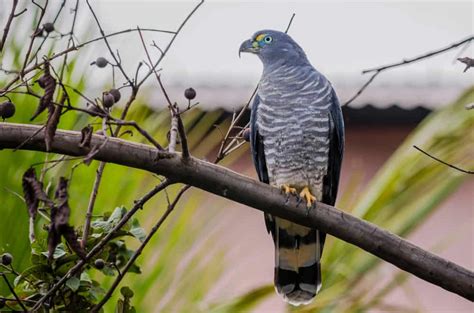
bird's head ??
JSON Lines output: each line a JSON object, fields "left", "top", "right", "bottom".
{"left": 239, "top": 29, "right": 308, "bottom": 66}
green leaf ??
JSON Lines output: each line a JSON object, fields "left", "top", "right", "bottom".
{"left": 41, "top": 242, "right": 66, "bottom": 259}
{"left": 66, "top": 276, "right": 80, "bottom": 292}
{"left": 14, "top": 264, "right": 52, "bottom": 286}
{"left": 80, "top": 272, "right": 92, "bottom": 284}
{"left": 129, "top": 218, "right": 146, "bottom": 242}
{"left": 92, "top": 206, "right": 127, "bottom": 233}
{"left": 120, "top": 286, "right": 134, "bottom": 299}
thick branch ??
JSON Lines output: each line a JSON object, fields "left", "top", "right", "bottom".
{"left": 0, "top": 123, "right": 472, "bottom": 301}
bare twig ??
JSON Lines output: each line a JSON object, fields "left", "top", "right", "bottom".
{"left": 457, "top": 57, "right": 474, "bottom": 72}
{"left": 81, "top": 162, "right": 106, "bottom": 248}
{"left": 343, "top": 71, "right": 380, "bottom": 107}
{"left": 343, "top": 35, "right": 474, "bottom": 106}
{"left": 1, "top": 273, "right": 27, "bottom": 312}
{"left": 284, "top": 13, "right": 296, "bottom": 34}
{"left": 91, "top": 185, "right": 190, "bottom": 312}
{"left": 362, "top": 36, "right": 474, "bottom": 74}
{"left": 413, "top": 145, "right": 473, "bottom": 174}
{"left": 136, "top": 0, "right": 204, "bottom": 88}
{"left": 0, "top": 0, "right": 22, "bottom": 52}
{"left": 176, "top": 112, "right": 189, "bottom": 158}
{"left": 58, "top": 0, "right": 80, "bottom": 82}
{"left": 168, "top": 114, "right": 178, "bottom": 153}
{"left": 216, "top": 88, "right": 257, "bottom": 162}
{"left": 85, "top": 0, "right": 133, "bottom": 86}
{"left": 20, "top": 0, "right": 48, "bottom": 76}
{"left": 106, "top": 120, "right": 163, "bottom": 150}
{"left": 81, "top": 117, "right": 109, "bottom": 248}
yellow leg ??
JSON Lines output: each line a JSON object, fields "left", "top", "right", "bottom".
{"left": 281, "top": 184, "right": 297, "bottom": 195}
{"left": 299, "top": 186, "right": 316, "bottom": 208}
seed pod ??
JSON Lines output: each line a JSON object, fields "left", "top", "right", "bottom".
{"left": 242, "top": 128, "right": 251, "bottom": 142}
{"left": 0, "top": 101, "right": 15, "bottom": 119}
{"left": 184, "top": 87, "right": 196, "bottom": 100}
{"left": 1, "top": 253, "right": 13, "bottom": 265}
{"left": 102, "top": 92, "right": 115, "bottom": 108}
{"left": 93, "top": 57, "right": 108, "bottom": 68}
{"left": 109, "top": 88, "right": 121, "bottom": 102}
{"left": 94, "top": 259, "right": 105, "bottom": 269}
{"left": 43, "top": 22, "right": 55, "bottom": 33}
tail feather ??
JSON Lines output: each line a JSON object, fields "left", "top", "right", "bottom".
{"left": 274, "top": 218, "right": 323, "bottom": 306}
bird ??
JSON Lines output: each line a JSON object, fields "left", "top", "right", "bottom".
{"left": 239, "top": 29, "right": 344, "bottom": 306}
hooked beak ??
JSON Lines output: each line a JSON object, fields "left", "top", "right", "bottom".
{"left": 239, "top": 39, "right": 258, "bottom": 58}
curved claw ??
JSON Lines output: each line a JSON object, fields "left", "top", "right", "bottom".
{"left": 299, "top": 186, "right": 316, "bottom": 208}
{"left": 305, "top": 201, "right": 317, "bottom": 216}
{"left": 281, "top": 184, "right": 297, "bottom": 195}
{"left": 281, "top": 184, "right": 297, "bottom": 204}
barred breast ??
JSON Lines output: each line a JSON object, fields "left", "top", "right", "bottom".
{"left": 256, "top": 64, "right": 332, "bottom": 199}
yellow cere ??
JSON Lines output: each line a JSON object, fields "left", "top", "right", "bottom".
{"left": 255, "top": 34, "right": 266, "bottom": 42}
{"left": 252, "top": 41, "right": 259, "bottom": 48}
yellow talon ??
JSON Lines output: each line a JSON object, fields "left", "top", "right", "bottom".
{"left": 281, "top": 184, "right": 297, "bottom": 195}
{"left": 300, "top": 187, "right": 316, "bottom": 207}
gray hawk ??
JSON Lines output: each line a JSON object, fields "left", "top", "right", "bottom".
{"left": 239, "top": 30, "right": 345, "bottom": 306}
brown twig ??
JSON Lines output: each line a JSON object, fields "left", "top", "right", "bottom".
{"left": 1, "top": 273, "right": 27, "bottom": 312}
{"left": 413, "top": 145, "right": 473, "bottom": 174}
{"left": 343, "top": 35, "right": 474, "bottom": 106}
{"left": 137, "top": 27, "right": 190, "bottom": 157}
{"left": 457, "top": 57, "right": 474, "bottom": 72}
{"left": 85, "top": 0, "right": 133, "bottom": 87}
{"left": 106, "top": 120, "right": 164, "bottom": 150}
{"left": 58, "top": 0, "right": 80, "bottom": 82}
{"left": 343, "top": 71, "right": 380, "bottom": 107}
{"left": 81, "top": 162, "right": 106, "bottom": 249}
{"left": 284, "top": 13, "right": 296, "bottom": 34}
{"left": 362, "top": 36, "right": 474, "bottom": 74}
{"left": 20, "top": 0, "right": 48, "bottom": 76}
{"left": 136, "top": 0, "right": 205, "bottom": 88}
{"left": 27, "top": 0, "right": 67, "bottom": 67}
{"left": 216, "top": 88, "right": 257, "bottom": 162}
{"left": 81, "top": 114, "right": 109, "bottom": 248}
{"left": 176, "top": 112, "right": 189, "bottom": 158}
{"left": 91, "top": 185, "right": 190, "bottom": 312}
{"left": 0, "top": 0, "right": 23, "bottom": 52}
{"left": 168, "top": 114, "right": 179, "bottom": 153}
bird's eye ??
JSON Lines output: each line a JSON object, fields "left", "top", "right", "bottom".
{"left": 264, "top": 36, "right": 273, "bottom": 43}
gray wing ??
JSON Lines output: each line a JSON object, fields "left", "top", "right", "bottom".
{"left": 322, "top": 87, "right": 345, "bottom": 206}
{"left": 249, "top": 94, "right": 274, "bottom": 235}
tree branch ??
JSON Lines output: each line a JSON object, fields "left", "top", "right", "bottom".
{"left": 0, "top": 123, "right": 472, "bottom": 301}
{"left": 343, "top": 35, "right": 474, "bottom": 106}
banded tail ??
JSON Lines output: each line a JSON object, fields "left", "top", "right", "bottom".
{"left": 273, "top": 217, "right": 324, "bottom": 306}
